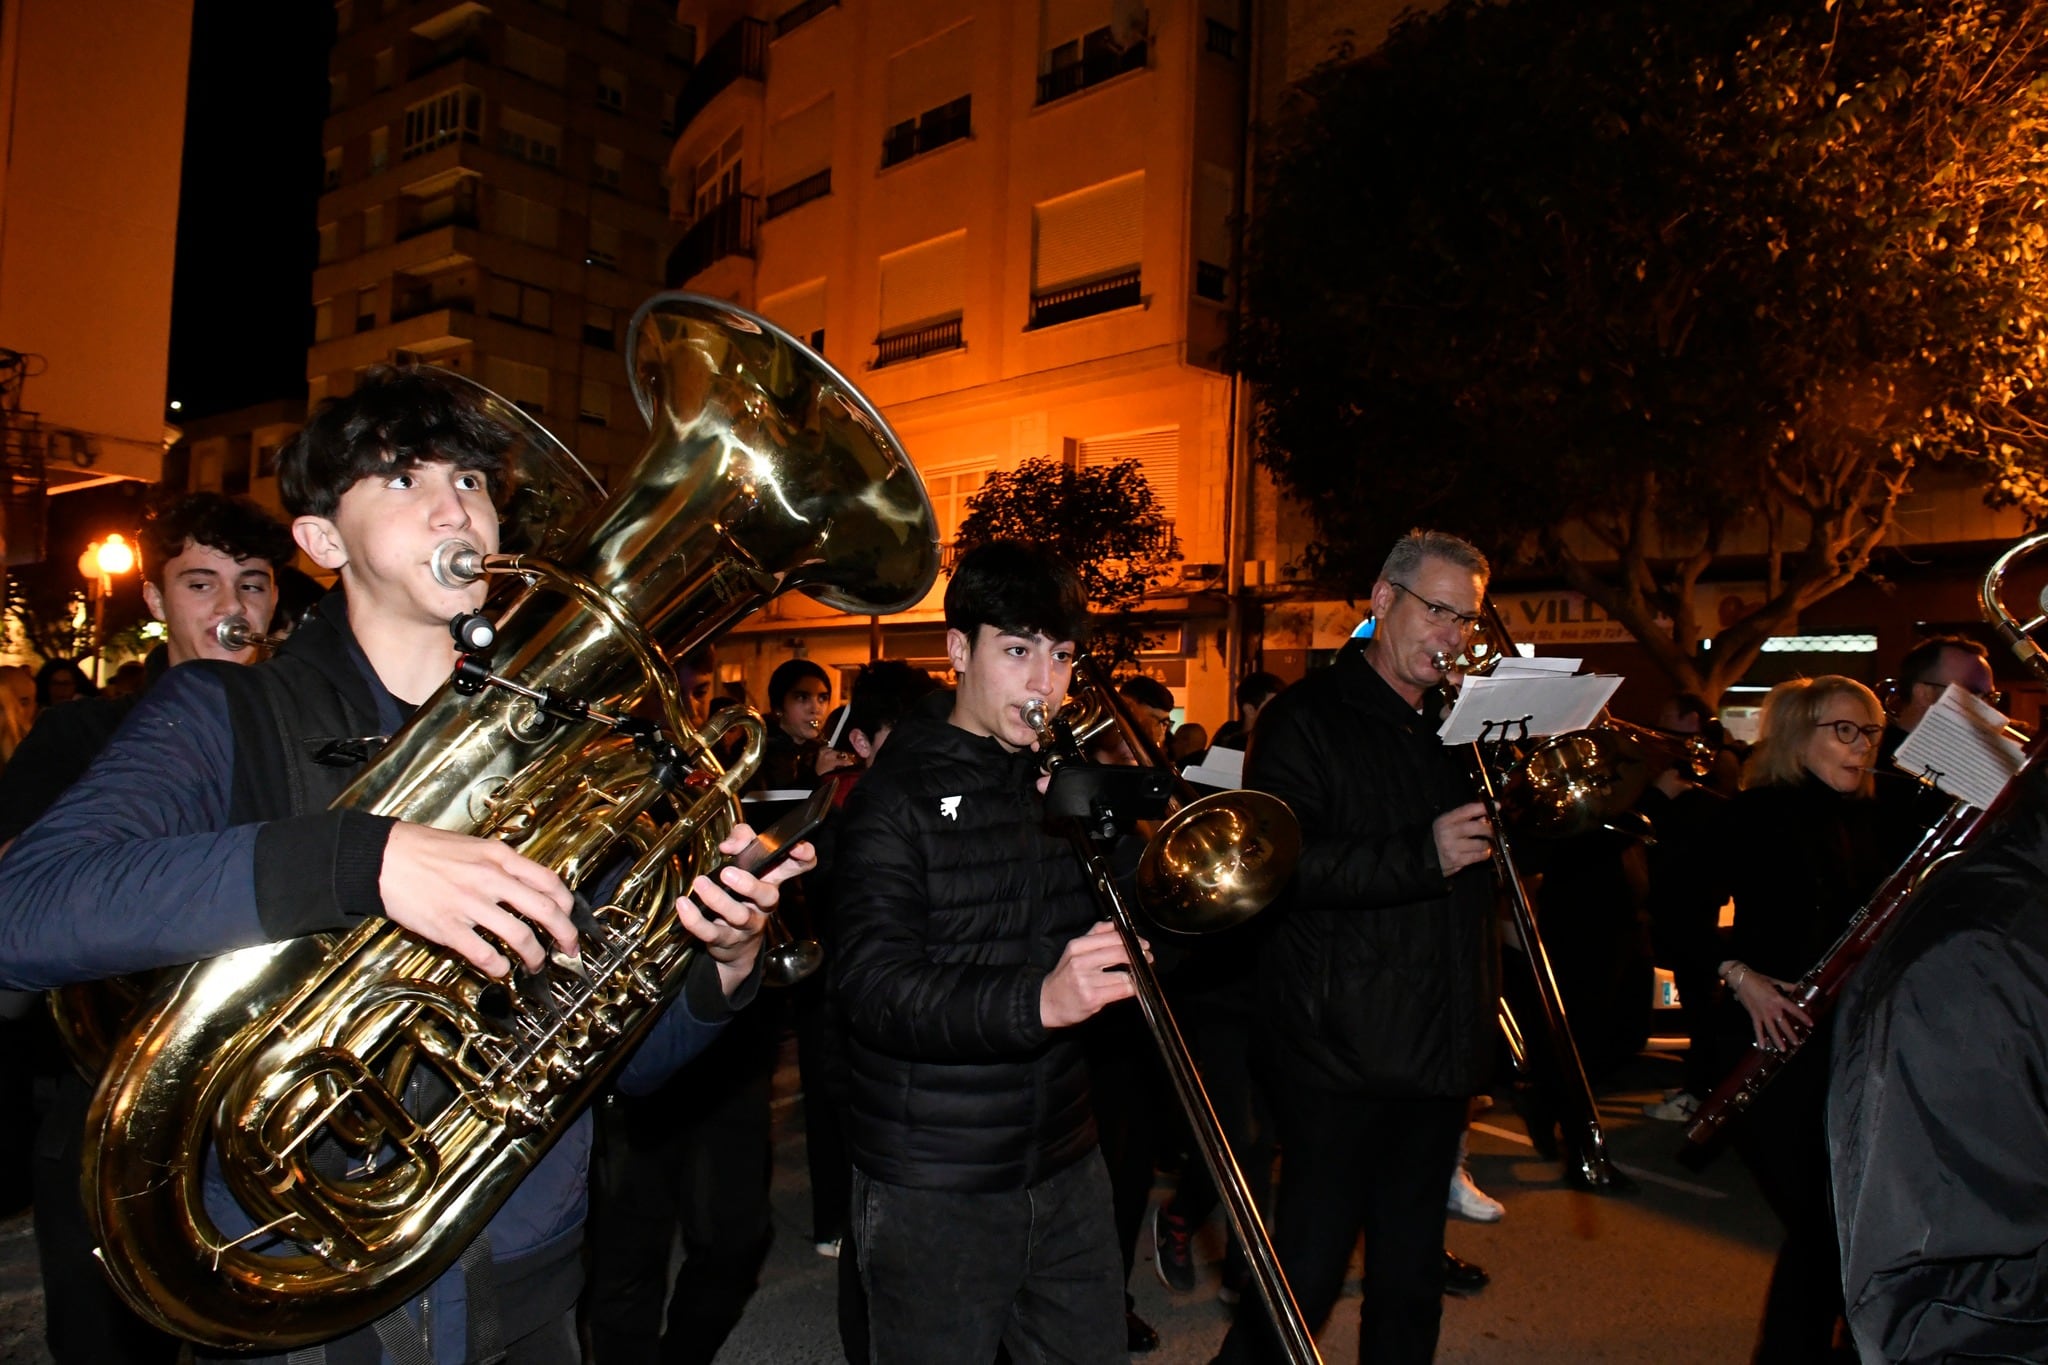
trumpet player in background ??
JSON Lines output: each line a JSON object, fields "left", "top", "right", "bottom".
{"left": 0, "top": 367, "right": 811, "bottom": 1365}
{"left": 0, "top": 490, "right": 293, "bottom": 1365}
{"left": 829, "top": 539, "right": 1142, "bottom": 1364}
{"left": 1212, "top": 528, "right": 1499, "bottom": 1365}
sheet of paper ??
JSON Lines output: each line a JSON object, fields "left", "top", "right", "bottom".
{"left": 1182, "top": 745, "right": 1246, "bottom": 791}
{"left": 1491, "top": 656, "right": 1582, "bottom": 677}
{"left": 1892, "top": 684, "right": 2025, "bottom": 810}
{"left": 1437, "top": 673, "right": 1622, "bottom": 745}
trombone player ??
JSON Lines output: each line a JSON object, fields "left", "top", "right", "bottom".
{"left": 1212, "top": 529, "right": 1498, "bottom": 1365}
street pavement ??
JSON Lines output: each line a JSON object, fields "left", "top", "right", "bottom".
{"left": 0, "top": 1044, "right": 1781, "bottom": 1364}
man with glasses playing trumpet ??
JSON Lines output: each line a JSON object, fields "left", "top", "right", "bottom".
{"left": 1212, "top": 529, "right": 1498, "bottom": 1365}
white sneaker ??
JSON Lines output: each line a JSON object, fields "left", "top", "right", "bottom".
{"left": 1642, "top": 1091, "right": 1700, "bottom": 1122}
{"left": 815, "top": 1238, "right": 842, "bottom": 1259}
{"left": 1447, "top": 1166, "right": 1505, "bottom": 1223}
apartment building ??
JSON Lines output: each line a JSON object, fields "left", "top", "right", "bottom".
{"left": 310, "top": 0, "right": 692, "bottom": 489}
{"left": 662, "top": 0, "right": 1252, "bottom": 724}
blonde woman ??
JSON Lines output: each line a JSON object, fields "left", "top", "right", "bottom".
{"left": 1715, "top": 676, "right": 1895, "bottom": 1363}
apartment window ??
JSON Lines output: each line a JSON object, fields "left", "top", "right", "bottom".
{"left": 1037, "top": 0, "right": 1148, "bottom": 104}
{"left": 593, "top": 144, "right": 625, "bottom": 192}
{"left": 356, "top": 285, "right": 380, "bottom": 333}
{"left": 369, "top": 127, "right": 390, "bottom": 173}
{"left": 876, "top": 230, "right": 966, "bottom": 365}
{"left": 597, "top": 68, "right": 628, "bottom": 114}
{"left": 314, "top": 298, "right": 337, "bottom": 343}
{"left": 761, "top": 279, "right": 826, "bottom": 355}
{"left": 488, "top": 275, "right": 552, "bottom": 330}
{"left": 1031, "top": 172, "right": 1142, "bottom": 327}
{"left": 401, "top": 174, "right": 479, "bottom": 237}
{"left": 503, "top": 28, "right": 567, "bottom": 87}
{"left": 584, "top": 303, "right": 616, "bottom": 350}
{"left": 580, "top": 379, "right": 612, "bottom": 425}
{"left": 317, "top": 221, "right": 340, "bottom": 264}
{"left": 375, "top": 47, "right": 397, "bottom": 90}
{"left": 1077, "top": 427, "right": 1179, "bottom": 523}
{"left": 882, "top": 22, "right": 973, "bottom": 167}
{"left": 495, "top": 190, "right": 559, "bottom": 248}
{"left": 587, "top": 219, "right": 621, "bottom": 271}
{"left": 1193, "top": 163, "right": 1233, "bottom": 301}
{"left": 403, "top": 87, "right": 483, "bottom": 159}
{"left": 694, "top": 129, "right": 743, "bottom": 218}
{"left": 364, "top": 204, "right": 387, "bottom": 249}
{"left": 323, "top": 147, "right": 344, "bottom": 190}
{"left": 600, "top": 0, "right": 630, "bottom": 36}
{"left": 765, "top": 97, "right": 832, "bottom": 217}
{"left": 923, "top": 463, "right": 990, "bottom": 550}
{"left": 484, "top": 356, "right": 551, "bottom": 415}
{"left": 498, "top": 109, "right": 562, "bottom": 169}
{"left": 330, "top": 72, "right": 349, "bottom": 113}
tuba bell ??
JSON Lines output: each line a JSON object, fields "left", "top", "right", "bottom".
{"left": 81, "top": 294, "right": 939, "bottom": 1349}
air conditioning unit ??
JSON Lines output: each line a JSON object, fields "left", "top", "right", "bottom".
{"left": 1182, "top": 561, "right": 1224, "bottom": 584}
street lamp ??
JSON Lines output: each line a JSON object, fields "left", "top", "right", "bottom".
{"left": 77, "top": 533, "right": 137, "bottom": 684}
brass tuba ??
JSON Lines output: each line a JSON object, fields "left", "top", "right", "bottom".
{"left": 81, "top": 294, "right": 939, "bottom": 1349}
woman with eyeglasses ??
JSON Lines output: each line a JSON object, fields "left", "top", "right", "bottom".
{"left": 1713, "top": 675, "right": 1896, "bottom": 1363}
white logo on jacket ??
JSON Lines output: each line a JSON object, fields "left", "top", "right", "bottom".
{"left": 939, "top": 795, "right": 962, "bottom": 821}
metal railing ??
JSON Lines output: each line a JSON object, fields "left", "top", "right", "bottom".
{"left": 677, "top": 18, "right": 766, "bottom": 130}
{"left": 881, "top": 96, "right": 971, "bottom": 168}
{"left": 764, "top": 168, "right": 831, "bottom": 220}
{"left": 1036, "top": 39, "right": 1147, "bottom": 105}
{"left": 874, "top": 315, "right": 962, "bottom": 366}
{"left": 1029, "top": 268, "right": 1141, "bottom": 328}
{"left": 665, "top": 193, "right": 759, "bottom": 285}
{"left": 1205, "top": 20, "right": 1238, "bottom": 58}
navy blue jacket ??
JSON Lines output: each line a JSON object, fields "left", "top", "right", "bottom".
{"left": 0, "top": 594, "right": 737, "bottom": 1361}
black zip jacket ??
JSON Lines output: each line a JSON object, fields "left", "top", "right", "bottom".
{"left": 830, "top": 706, "right": 1100, "bottom": 1192}
{"left": 1247, "top": 643, "right": 1499, "bottom": 1098}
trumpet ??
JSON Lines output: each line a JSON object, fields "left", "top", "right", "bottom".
{"left": 213, "top": 612, "right": 291, "bottom": 653}
{"left": 1024, "top": 659, "right": 1321, "bottom": 1365}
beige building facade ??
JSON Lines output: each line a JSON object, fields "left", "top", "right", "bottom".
{"left": 666, "top": 0, "right": 1254, "bottom": 726}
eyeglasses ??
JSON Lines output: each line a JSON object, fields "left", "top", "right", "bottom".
{"left": 1389, "top": 581, "right": 1484, "bottom": 634}
{"left": 1911, "top": 678, "right": 2007, "bottom": 710}
{"left": 1818, "top": 720, "right": 1885, "bottom": 746}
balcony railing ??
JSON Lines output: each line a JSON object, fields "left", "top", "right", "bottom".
{"left": 881, "top": 96, "right": 971, "bottom": 169}
{"left": 665, "top": 194, "right": 759, "bottom": 285}
{"left": 874, "top": 315, "right": 962, "bottom": 366}
{"left": 677, "top": 18, "right": 766, "bottom": 130}
{"left": 1029, "top": 268, "right": 1141, "bottom": 328}
{"left": 397, "top": 205, "right": 479, "bottom": 241}
{"left": 764, "top": 168, "right": 831, "bottom": 220}
{"left": 1036, "top": 38, "right": 1147, "bottom": 105}
{"left": 773, "top": 0, "right": 837, "bottom": 39}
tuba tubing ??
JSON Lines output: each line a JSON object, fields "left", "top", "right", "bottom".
{"left": 82, "top": 295, "right": 939, "bottom": 1349}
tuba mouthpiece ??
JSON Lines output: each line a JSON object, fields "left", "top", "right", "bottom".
{"left": 430, "top": 540, "right": 485, "bottom": 589}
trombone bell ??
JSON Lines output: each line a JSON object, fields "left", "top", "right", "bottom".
{"left": 1137, "top": 790, "right": 1302, "bottom": 933}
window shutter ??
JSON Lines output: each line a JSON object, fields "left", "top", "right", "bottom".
{"left": 884, "top": 20, "right": 975, "bottom": 125}
{"left": 1042, "top": 0, "right": 1109, "bottom": 48}
{"left": 761, "top": 279, "right": 826, "bottom": 345}
{"left": 1078, "top": 427, "right": 1178, "bottom": 522}
{"left": 1033, "top": 172, "right": 1143, "bottom": 291}
{"left": 879, "top": 231, "right": 966, "bottom": 333}
{"left": 770, "top": 95, "right": 835, "bottom": 185}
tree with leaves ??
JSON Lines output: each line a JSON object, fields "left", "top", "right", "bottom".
{"left": 1243, "top": 0, "right": 2048, "bottom": 700}
{"left": 953, "top": 456, "right": 1180, "bottom": 672}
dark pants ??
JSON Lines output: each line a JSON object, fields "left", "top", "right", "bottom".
{"left": 585, "top": 1004, "right": 778, "bottom": 1365}
{"left": 1085, "top": 1006, "right": 1164, "bottom": 1302}
{"left": 1162, "top": 997, "right": 1275, "bottom": 1270}
{"left": 1215, "top": 1087, "right": 1468, "bottom": 1365}
{"left": 204, "top": 1310, "right": 580, "bottom": 1365}
{"left": 853, "top": 1151, "right": 1126, "bottom": 1365}
{"left": 1731, "top": 1050, "right": 1847, "bottom": 1363}
{"left": 793, "top": 975, "right": 852, "bottom": 1246}
{"left": 32, "top": 1070, "right": 179, "bottom": 1365}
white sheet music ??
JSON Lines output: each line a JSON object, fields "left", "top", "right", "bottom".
{"left": 1182, "top": 746, "right": 1246, "bottom": 791}
{"left": 1892, "top": 684, "right": 2024, "bottom": 810}
{"left": 1491, "top": 656, "right": 1582, "bottom": 677}
{"left": 1437, "top": 673, "right": 1622, "bottom": 745}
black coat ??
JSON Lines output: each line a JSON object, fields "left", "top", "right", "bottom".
{"left": 1247, "top": 643, "right": 1499, "bottom": 1098}
{"left": 1830, "top": 779, "right": 2048, "bottom": 1363}
{"left": 829, "top": 707, "right": 1100, "bottom": 1193}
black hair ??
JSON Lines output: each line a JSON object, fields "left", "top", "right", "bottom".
{"left": 1898, "top": 633, "right": 1990, "bottom": 688}
{"left": 677, "top": 643, "right": 716, "bottom": 677}
{"left": 34, "top": 658, "right": 96, "bottom": 706}
{"left": 847, "top": 659, "right": 941, "bottom": 741}
{"left": 139, "top": 492, "right": 297, "bottom": 586}
{"left": 944, "top": 541, "right": 1089, "bottom": 648}
{"left": 279, "top": 364, "right": 514, "bottom": 519}
{"left": 768, "top": 658, "right": 829, "bottom": 712}
{"left": 1236, "top": 670, "right": 1286, "bottom": 711}
{"left": 1118, "top": 674, "right": 1175, "bottom": 713}
{"left": 1665, "top": 692, "right": 1713, "bottom": 726}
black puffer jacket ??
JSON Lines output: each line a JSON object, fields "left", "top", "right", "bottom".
{"left": 830, "top": 706, "right": 1099, "bottom": 1193}
{"left": 1249, "top": 643, "right": 1499, "bottom": 1098}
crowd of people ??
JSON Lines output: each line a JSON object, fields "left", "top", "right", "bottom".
{"left": 0, "top": 364, "right": 2037, "bottom": 1365}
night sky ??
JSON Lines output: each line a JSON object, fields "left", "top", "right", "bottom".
{"left": 163, "top": 0, "right": 333, "bottom": 421}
